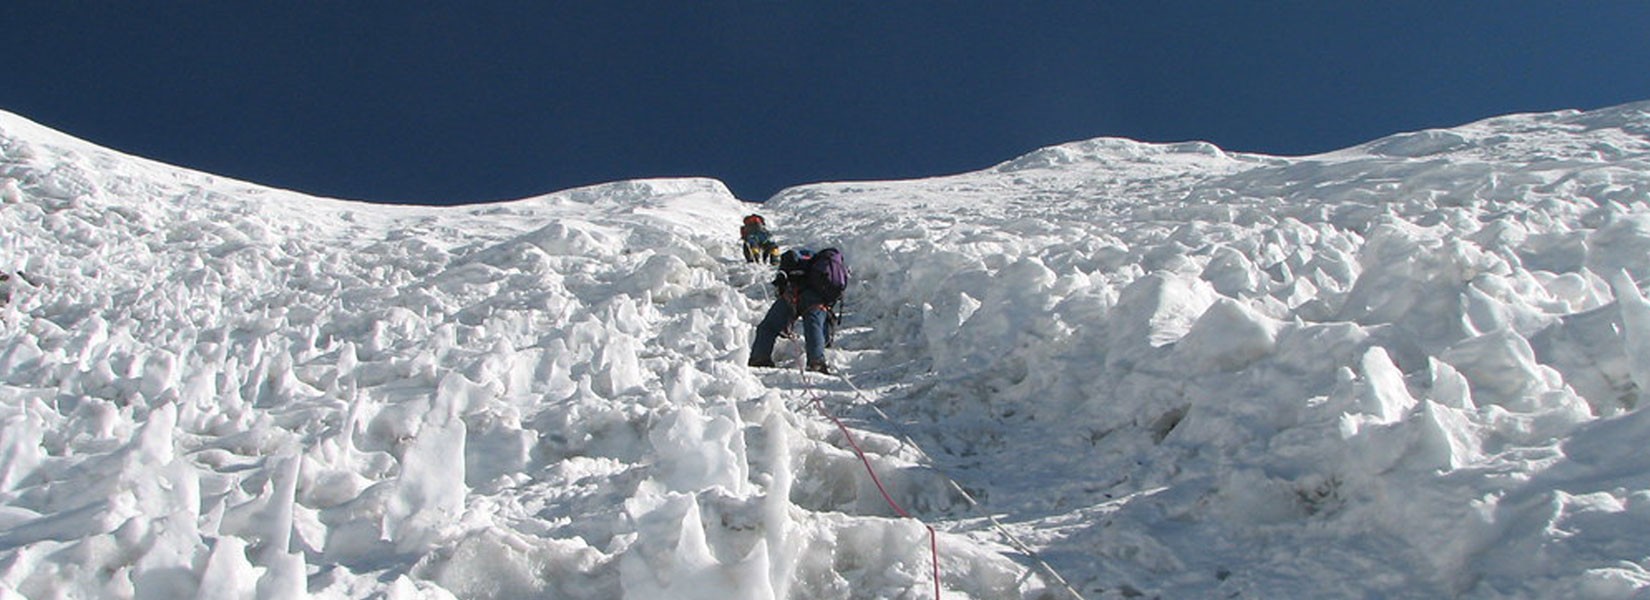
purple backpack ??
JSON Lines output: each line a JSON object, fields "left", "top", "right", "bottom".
{"left": 808, "top": 247, "right": 850, "bottom": 300}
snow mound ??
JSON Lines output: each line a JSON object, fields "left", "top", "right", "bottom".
{"left": 5, "top": 100, "right": 1650, "bottom": 598}
{"left": 769, "top": 100, "right": 1650, "bottom": 598}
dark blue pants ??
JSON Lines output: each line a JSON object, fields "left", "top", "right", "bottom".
{"left": 751, "top": 292, "right": 830, "bottom": 365}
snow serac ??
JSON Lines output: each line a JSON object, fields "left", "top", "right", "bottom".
{"left": 770, "top": 100, "right": 1650, "bottom": 598}
{"left": 5, "top": 100, "right": 1650, "bottom": 599}
{"left": 0, "top": 110, "right": 1024, "bottom": 600}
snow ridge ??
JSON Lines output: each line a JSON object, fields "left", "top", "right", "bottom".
{"left": 2, "top": 101, "right": 1650, "bottom": 598}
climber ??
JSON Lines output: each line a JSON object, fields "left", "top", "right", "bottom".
{"left": 748, "top": 247, "right": 849, "bottom": 374}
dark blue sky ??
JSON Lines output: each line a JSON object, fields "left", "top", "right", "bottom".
{"left": 4, "top": 3, "right": 1649, "bottom": 205}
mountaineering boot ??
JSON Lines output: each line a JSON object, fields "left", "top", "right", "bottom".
{"left": 806, "top": 361, "right": 831, "bottom": 375}
{"left": 748, "top": 356, "right": 776, "bottom": 368}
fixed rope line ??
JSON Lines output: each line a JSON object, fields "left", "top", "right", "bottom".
{"left": 755, "top": 274, "right": 1082, "bottom": 599}
{"left": 811, "top": 393, "right": 942, "bottom": 600}
{"left": 828, "top": 369, "right": 1089, "bottom": 600}
{"left": 796, "top": 349, "right": 943, "bottom": 600}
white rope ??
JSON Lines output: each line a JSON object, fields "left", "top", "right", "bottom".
{"left": 825, "top": 370, "right": 1089, "bottom": 600}
{"left": 750, "top": 258, "right": 1086, "bottom": 599}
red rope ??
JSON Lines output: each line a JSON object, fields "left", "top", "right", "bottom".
{"left": 811, "top": 394, "right": 941, "bottom": 600}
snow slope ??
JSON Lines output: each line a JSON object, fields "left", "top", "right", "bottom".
{"left": 3, "top": 101, "right": 1650, "bottom": 598}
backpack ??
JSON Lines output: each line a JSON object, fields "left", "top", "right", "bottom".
{"left": 806, "top": 247, "right": 849, "bottom": 301}
{"left": 741, "top": 214, "right": 767, "bottom": 238}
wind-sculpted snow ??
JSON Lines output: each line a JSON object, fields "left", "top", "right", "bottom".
{"left": 3, "top": 101, "right": 1650, "bottom": 599}
{"left": 770, "top": 101, "right": 1650, "bottom": 597}
{"left": 0, "top": 111, "right": 1025, "bottom": 599}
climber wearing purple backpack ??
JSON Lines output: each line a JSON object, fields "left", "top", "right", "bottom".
{"left": 748, "top": 247, "right": 849, "bottom": 374}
